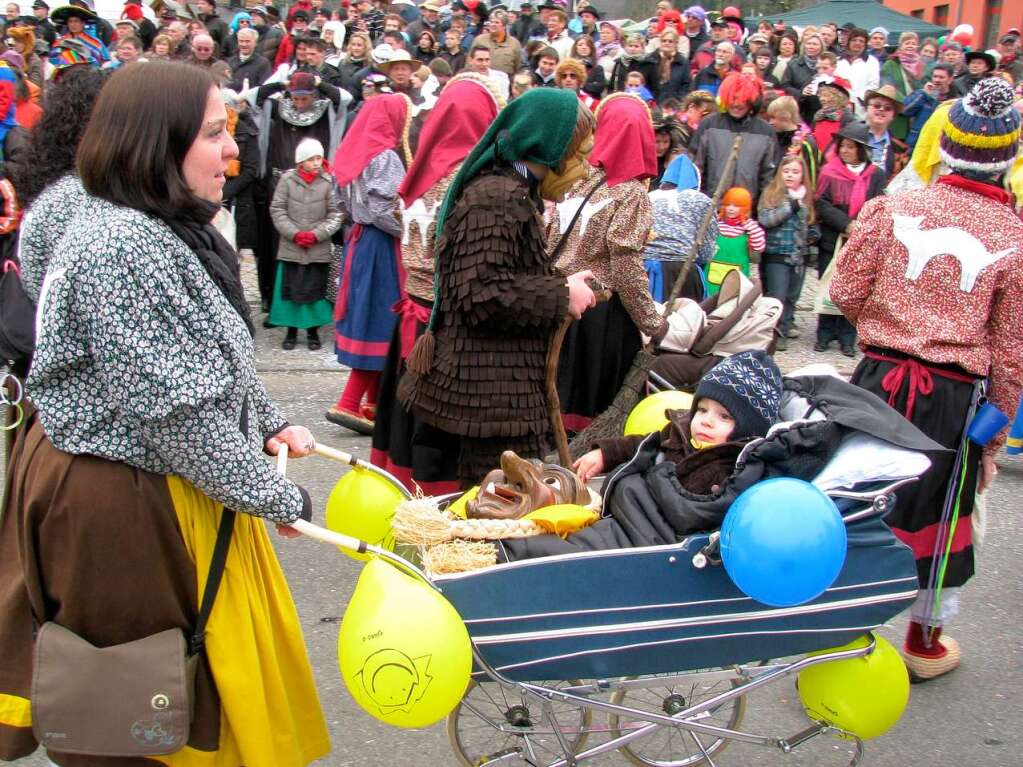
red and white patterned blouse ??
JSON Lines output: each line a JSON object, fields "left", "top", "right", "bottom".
{"left": 831, "top": 180, "right": 1023, "bottom": 453}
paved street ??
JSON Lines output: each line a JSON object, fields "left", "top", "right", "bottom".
{"left": 9, "top": 265, "right": 1022, "bottom": 766}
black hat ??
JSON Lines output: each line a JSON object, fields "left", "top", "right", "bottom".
{"left": 292, "top": 9, "right": 309, "bottom": 21}
{"left": 965, "top": 50, "right": 997, "bottom": 71}
{"left": 710, "top": 18, "right": 728, "bottom": 28}
{"left": 693, "top": 350, "right": 782, "bottom": 441}
{"left": 32, "top": 0, "right": 49, "bottom": 9}
{"left": 578, "top": 5, "right": 600, "bottom": 18}
{"left": 51, "top": 4, "right": 98, "bottom": 23}
{"left": 835, "top": 119, "right": 870, "bottom": 148}
{"left": 519, "top": 0, "right": 533, "bottom": 6}
{"left": 265, "top": 5, "right": 280, "bottom": 18}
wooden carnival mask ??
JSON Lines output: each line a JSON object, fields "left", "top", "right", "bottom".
{"left": 468, "top": 451, "right": 590, "bottom": 520}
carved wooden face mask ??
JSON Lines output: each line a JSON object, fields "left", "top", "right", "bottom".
{"left": 467, "top": 450, "right": 590, "bottom": 520}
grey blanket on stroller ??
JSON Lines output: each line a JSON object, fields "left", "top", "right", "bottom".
{"left": 499, "top": 376, "right": 944, "bottom": 562}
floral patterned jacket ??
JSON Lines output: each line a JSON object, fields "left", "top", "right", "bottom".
{"left": 24, "top": 190, "right": 308, "bottom": 522}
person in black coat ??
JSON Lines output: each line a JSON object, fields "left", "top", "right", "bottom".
{"left": 813, "top": 121, "right": 886, "bottom": 353}
{"left": 569, "top": 35, "right": 607, "bottom": 99}
{"left": 645, "top": 30, "right": 690, "bottom": 103}
{"left": 510, "top": 1, "right": 544, "bottom": 45}
{"left": 609, "top": 32, "right": 658, "bottom": 94}
{"left": 222, "top": 105, "right": 260, "bottom": 254}
{"left": 227, "top": 28, "right": 272, "bottom": 91}
{"left": 31, "top": 0, "right": 57, "bottom": 45}
{"left": 780, "top": 35, "right": 823, "bottom": 124}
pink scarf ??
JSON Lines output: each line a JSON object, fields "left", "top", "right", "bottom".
{"left": 895, "top": 50, "right": 924, "bottom": 81}
{"left": 815, "top": 153, "right": 875, "bottom": 218}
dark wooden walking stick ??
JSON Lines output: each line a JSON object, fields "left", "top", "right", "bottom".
{"left": 561, "top": 135, "right": 746, "bottom": 460}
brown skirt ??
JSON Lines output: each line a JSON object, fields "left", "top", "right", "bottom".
{"left": 0, "top": 415, "right": 221, "bottom": 765}
{"left": 0, "top": 415, "right": 329, "bottom": 767}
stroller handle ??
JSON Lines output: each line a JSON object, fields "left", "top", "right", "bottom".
{"left": 274, "top": 443, "right": 439, "bottom": 589}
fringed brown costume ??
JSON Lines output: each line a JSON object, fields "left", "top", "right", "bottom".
{"left": 398, "top": 168, "right": 569, "bottom": 485}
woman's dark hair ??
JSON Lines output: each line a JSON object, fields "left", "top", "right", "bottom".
{"left": 77, "top": 61, "right": 216, "bottom": 223}
{"left": 13, "top": 67, "right": 106, "bottom": 207}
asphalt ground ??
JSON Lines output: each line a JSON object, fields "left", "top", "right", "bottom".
{"left": 8, "top": 264, "right": 1022, "bottom": 767}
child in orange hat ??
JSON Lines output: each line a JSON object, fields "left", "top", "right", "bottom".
{"left": 708, "top": 186, "right": 765, "bottom": 295}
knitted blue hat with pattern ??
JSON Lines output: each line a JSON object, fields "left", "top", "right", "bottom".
{"left": 694, "top": 350, "right": 782, "bottom": 440}
{"left": 940, "top": 77, "right": 1021, "bottom": 174}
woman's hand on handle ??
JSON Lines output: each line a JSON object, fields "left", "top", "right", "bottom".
{"left": 566, "top": 269, "right": 597, "bottom": 320}
{"left": 265, "top": 425, "right": 316, "bottom": 458}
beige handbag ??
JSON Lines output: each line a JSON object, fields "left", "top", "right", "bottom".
{"left": 30, "top": 510, "right": 235, "bottom": 757}
{"left": 813, "top": 235, "right": 845, "bottom": 316}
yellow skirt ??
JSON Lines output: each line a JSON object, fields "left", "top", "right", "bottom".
{"left": 156, "top": 477, "right": 331, "bottom": 767}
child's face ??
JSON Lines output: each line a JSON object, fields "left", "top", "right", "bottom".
{"left": 299, "top": 156, "right": 323, "bottom": 173}
{"left": 691, "top": 398, "right": 735, "bottom": 445}
{"left": 625, "top": 40, "right": 644, "bottom": 55}
{"left": 724, "top": 203, "right": 741, "bottom": 219}
{"left": 781, "top": 162, "right": 803, "bottom": 189}
{"left": 626, "top": 73, "right": 643, "bottom": 88}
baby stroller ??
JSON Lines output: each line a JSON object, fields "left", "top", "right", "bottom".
{"left": 283, "top": 375, "right": 939, "bottom": 767}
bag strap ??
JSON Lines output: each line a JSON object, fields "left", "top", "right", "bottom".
{"left": 549, "top": 176, "right": 605, "bottom": 264}
{"left": 189, "top": 508, "right": 235, "bottom": 656}
{"left": 189, "top": 394, "right": 248, "bottom": 656}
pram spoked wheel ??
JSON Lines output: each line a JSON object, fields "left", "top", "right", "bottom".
{"left": 447, "top": 679, "right": 592, "bottom": 766}
{"left": 607, "top": 669, "right": 746, "bottom": 766}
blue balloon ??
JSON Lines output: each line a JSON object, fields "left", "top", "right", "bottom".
{"left": 720, "top": 478, "right": 847, "bottom": 607}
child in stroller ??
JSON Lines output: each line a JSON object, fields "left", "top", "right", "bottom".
{"left": 574, "top": 350, "right": 782, "bottom": 494}
{"left": 501, "top": 351, "right": 784, "bottom": 561}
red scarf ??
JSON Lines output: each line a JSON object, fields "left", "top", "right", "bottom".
{"left": 937, "top": 174, "right": 1014, "bottom": 208}
{"left": 815, "top": 153, "right": 875, "bottom": 218}
{"left": 588, "top": 95, "right": 657, "bottom": 187}
{"left": 398, "top": 78, "right": 499, "bottom": 206}
{"left": 333, "top": 94, "right": 408, "bottom": 189}
{"left": 297, "top": 156, "right": 330, "bottom": 184}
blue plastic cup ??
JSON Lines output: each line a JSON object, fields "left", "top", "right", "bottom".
{"left": 967, "top": 402, "right": 1009, "bottom": 446}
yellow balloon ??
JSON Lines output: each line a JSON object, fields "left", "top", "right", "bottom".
{"left": 325, "top": 467, "right": 405, "bottom": 561}
{"left": 623, "top": 390, "right": 694, "bottom": 436}
{"left": 447, "top": 486, "right": 478, "bottom": 519}
{"left": 797, "top": 633, "right": 910, "bottom": 740}
{"left": 338, "top": 558, "right": 472, "bottom": 729}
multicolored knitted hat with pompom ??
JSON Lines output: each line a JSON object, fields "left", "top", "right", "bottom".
{"left": 940, "top": 77, "right": 1021, "bottom": 174}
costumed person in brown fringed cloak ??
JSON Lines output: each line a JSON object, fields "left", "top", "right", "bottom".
{"left": 549, "top": 92, "right": 668, "bottom": 434}
{"left": 398, "top": 88, "right": 598, "bottom": 489}
{"left": 370, "top": 72, "right": 505, "bottom": 495}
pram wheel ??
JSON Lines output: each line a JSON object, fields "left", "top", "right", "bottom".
{"left": 447, "top": 679, "right": 591, "bottom": 766}
{"left": 607, "top": 669, "right": 746, "bottom": 766}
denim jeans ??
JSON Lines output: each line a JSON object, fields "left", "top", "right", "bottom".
{"left": 761, "top": 260, "right": 805, "bottom": 336}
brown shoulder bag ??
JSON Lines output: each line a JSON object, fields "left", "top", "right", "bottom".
{"left": 30, "top": 508, "right": 235, "bottom": 757}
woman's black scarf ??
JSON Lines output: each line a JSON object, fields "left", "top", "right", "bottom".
{"left": 163, "top": 203, "right": 255, "bottom": 337}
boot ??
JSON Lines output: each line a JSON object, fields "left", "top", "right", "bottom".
{"left": 902, "top": 621, "right": 961, "bottom": 682}
{"left": 307, "top": 328, "right": 321, "bottom": 351}
{"left": 282, "top": 327, "right": 297, "bottom": 350}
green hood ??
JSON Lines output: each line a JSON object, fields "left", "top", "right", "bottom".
{"left": 435, "top": 87, "right": 581, "bottom": 236}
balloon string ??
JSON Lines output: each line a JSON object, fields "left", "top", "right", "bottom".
{"left": 927, "top": 440, "right": 970, "bottom": 645}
